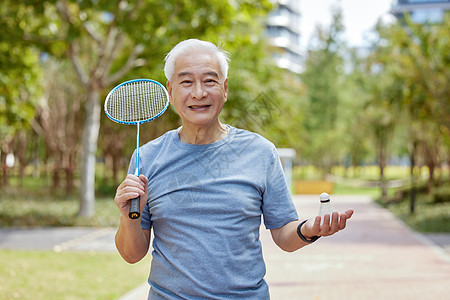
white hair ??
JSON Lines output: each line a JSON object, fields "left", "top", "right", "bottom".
{"left": 164, "top": 39, "right": 230, "bottom": 81}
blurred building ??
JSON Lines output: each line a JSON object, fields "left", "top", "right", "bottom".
{"left": 391, "top": 0, "right": 450, "bottom": 23}
{"left": 266, "top": 0, "right": 303, "bottom": 73}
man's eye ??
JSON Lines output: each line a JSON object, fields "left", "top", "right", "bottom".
{"left": 205, "top": 79, "right": 218, "bottom": 85}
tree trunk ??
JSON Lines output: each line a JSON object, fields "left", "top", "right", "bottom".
{"left": 424, "top": 143, "right": 436, "bottom": 195}
{"left": 379, "top": 162, "right": 387, "bottom": 201}
{"left": 427, "top": 162, "right": 435, "bottom": 194}
{"left": 52, "top": 164, "right": 60, "bottom": 190}
{"left": 377, "top": 130, "right": 388, "bottom": 202}
{"left": 65, "top": 153, "right": 75, "bottom": 195}
{"left": 78, "top": 85, "right": 101, "bottom": 217}
{"left": 32, "top": 132, "right": 41, "bottom": 179}
{"left": 409, "top": 141, "right": 418, "bottom": 215}
{"left": 112, "top": 153, "right": 120, "bottom": 186}
{"left": 16, "top": 131, "right": 28, "bottom": 187}
{"left": 1, "top": 138, "right": 13, "bottom": 187}
{"left": 1, "top": 149, "right": 8, "bottom": 186}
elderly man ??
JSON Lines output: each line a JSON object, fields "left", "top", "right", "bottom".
{"left": 114, "top": 39, "right": 353, "bottom": 299}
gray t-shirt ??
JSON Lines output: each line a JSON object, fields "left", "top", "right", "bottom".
{"left": 129, "top": 126, "right": 298, "bottom": 299}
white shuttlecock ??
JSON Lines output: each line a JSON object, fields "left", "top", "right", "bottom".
{"left": 319, "top": 192, "right": 333, "bottom": 225}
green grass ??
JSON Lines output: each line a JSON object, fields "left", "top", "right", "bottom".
{"left": 0, "top": 250, "right": 151, "bottom": 299}
{"left": 0, "top": 174, "right": 120, "bottom": 227}
{"left": 378, "top": 191, "right": 450, "bottom": 233}
{"left": 0, "top": 194, "right": 120, "bottom": 227}
{"left": 293, "top": 165, "right": 428, "bottom": 181}
{"left": 332, "top": 183, "right": 381, "bottom": 197}
{"left": 330, "top": 165, "right": 423, "bottom": 181}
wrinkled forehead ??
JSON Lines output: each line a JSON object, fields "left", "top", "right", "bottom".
{"left": 173, "top": 49, "right": 223, "bottom": 79}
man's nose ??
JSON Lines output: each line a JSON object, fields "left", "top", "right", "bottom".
{"left": 191, "top": 82, "right": 207, "bottom": 100}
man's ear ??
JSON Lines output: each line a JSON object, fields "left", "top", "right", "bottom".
{"left": 224, "top": 78, "right": 228, "bottom": 103}
{"left": 167, "top": 81, "right": 173, "bottom": 104}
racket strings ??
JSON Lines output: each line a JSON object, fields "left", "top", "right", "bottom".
{"left": 106, "top": 81, "right": 168, "bottom": 123}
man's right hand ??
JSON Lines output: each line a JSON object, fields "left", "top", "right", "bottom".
{"left": 114, "top": 174, "right": 149, "bottom": 218}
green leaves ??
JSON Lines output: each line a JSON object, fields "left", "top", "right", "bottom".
{"left": 299, "top": 6, "right": 346, "bottom": 171}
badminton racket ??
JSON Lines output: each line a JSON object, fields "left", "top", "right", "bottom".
{"left": 104, "top": 79, "right": 169, "bottom": 219}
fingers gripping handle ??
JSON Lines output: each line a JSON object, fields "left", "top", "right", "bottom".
{"left": 128, "top": 171, "right": 141, "bottom": 219}
{"left": 129, "top": 196, "right": 140, "bottom": 219}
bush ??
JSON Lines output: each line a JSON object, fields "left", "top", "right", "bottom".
{"left": 378, "top": 180, "right": 450, "bottom": 233}
{"left": 433, "top": 185, "right": 450, "bottom": 204}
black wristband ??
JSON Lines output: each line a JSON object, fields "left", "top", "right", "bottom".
{"left": 297, "top": 220, "right": 320, "bottom": 243}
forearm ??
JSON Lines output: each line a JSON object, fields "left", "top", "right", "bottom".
{"left": 271, "top": 210, "right": 354, "bottom": 252}
{"left": 115, "top": 215, "right": 150, "bottom": 263}
{"left": 271, "top": 220, "right": 313, "bottom": 252}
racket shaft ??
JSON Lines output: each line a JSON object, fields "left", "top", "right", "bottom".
{"left": 129, "top": 196, "right": 140, "bottom": 219}
{"left": 130, "top": 124, "right": 140, "bottom": 220}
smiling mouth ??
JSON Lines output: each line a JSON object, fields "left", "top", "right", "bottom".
{"left": 188, "top": 105, "right": 211, "bottom": 109}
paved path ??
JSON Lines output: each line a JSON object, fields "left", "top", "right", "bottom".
{"left": 1, "top": 195, "right": 449, "bottom": 300}
{"left": 0, "top": 227, "right": 117, "bottom": 252}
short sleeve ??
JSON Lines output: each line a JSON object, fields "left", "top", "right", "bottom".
{"left": 261, "top": 147, "right": 298, "bottom": 229}
{"left": 140, "top": 201, "right": 152, "bottom": 230}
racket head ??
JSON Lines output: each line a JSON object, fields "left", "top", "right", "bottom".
{"left": 104, "top": 79, "right": 169, "bottom": 125}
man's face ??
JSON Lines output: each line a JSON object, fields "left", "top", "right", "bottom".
{"left": 167, "top": 49, "right": 228, "bottom": 128}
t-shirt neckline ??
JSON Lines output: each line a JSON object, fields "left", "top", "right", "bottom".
{"left": 172, "top": 125, "right": 234, "bottom": 150}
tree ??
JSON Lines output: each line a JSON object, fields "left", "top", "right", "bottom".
{"left": 8, "top": 0, "right": 274, "bottom": 216}
{"left": 300, "top": 6, "right": 347, "bottom": 175}
{"left": 396, "top": 14, "right": 450, "bottom": 195}
{"left": 217, "top": 10, "right": 304, "bottom": 148}
{"left": 363, "top": 19, "right": 410, "bottom": 201}
{"left": 364, "top": 12, "right": 449, "bottom": 207}
{"left": 32, "top": 58, "right": 84, "bottom": 194}
{"left": 0, "top": 3, "right": 42, "bottom": 185}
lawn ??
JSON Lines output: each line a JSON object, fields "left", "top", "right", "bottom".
{"left": 377, "top": 190, "right": 450, "bottom": 233}
{"left": 0, "top": 195, "right": 119, "bottom": 227}
{"left": 332, "top": 183, "right": 381, "bottom": 197}
{"left": 0, "top": 175, "right": 120, "bottom": 227}
{"left": 0, "top": 250, "right": 151, "bottom": 299}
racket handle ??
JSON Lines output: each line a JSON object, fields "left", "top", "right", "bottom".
{"left": 128, "top": 196, "right": 140, "bottom": 219}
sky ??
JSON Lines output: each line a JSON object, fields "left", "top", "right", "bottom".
{"left": 299, "top": 0, "right": 396, "bottom": 48}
